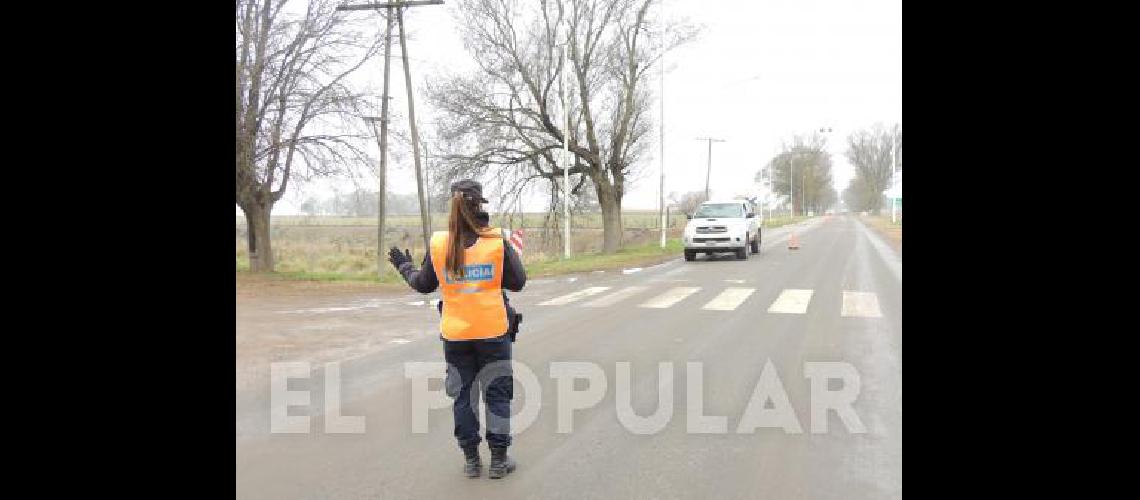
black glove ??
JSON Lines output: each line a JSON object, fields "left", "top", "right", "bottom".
{"left": 508, "top": 312, "right": 522, "bottom": 342}
{"left": 388, "top": 246, "right": 413, "bottom": 269}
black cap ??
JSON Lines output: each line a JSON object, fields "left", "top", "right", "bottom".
{"left": 450, "top": 179, "right": 489, "bottom": 203}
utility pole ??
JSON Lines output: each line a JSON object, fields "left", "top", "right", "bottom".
{"left": 696, "top": 137, "right": 725, "bottom": 200}
{"left": 397, "top": 5, "right": 433, "bottom": 251}
{"left": 891, "top": 135, "right": 899, "bottom": 224}
{"left": 517, "top": 184, "right": 523, "bottom": 231}
{"left": 657, "top": 1, "right": 666, "bottom": 248}
{"left": 657, "top": 44, "right": 666, "bottom": 248}
{"left": 815, "top": 126, "right": 833, "bottom": 219}
{"left": 789, "top": 151, "right": 813, "bottom": 217}
{"left": 423, "top": 137, "right": 431, "bottom": 230}
{"left": 761, "top": 163, "right": 769, "bottom": 225}
{"left": 338, "top": 0, "right": 443, "bottom": 253}
{"left": 790, "top": 152, "right": 798, "bottom": 217}
{"left": 562, "top": 36, "right": 570, "bottom": 259}
{"left": 376, "top": 11, "right": 393, "bottom": 263}
{"left": 364, "top": 108, "right": 390, "bottom": 273}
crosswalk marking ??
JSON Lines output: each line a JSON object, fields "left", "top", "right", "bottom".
{"left": 530, "top": 285, "right": 884, "bottom": 318}
{"left": 639, "top": 287, "right": 701, "bottom": 309}
{"left": 582, "top": 286, "right": 649, "bottom": 307}
{"left": 701, "top": 287, "right": 756, "bottom": 311}
{"left": 841, "top": 291, "right": 882, "bottom": 318}
{"left": 538, "top": 286, "right": 610, "bottom": 306}
{"left": 767, "top": 289, "right": 814, "bottom": 314}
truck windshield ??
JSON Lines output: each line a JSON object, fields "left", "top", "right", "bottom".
{"left": 694, "top": 204, "right": 744, "bottom": 218}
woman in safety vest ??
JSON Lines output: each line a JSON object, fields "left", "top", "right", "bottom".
{"left": 388, "top": 179, "right": 526, "bottom": 479}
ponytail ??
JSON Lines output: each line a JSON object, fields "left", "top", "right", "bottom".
{"left": 445, "top": 192, "right": 485, "bottom": 279}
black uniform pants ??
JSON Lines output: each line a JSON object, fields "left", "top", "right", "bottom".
{"left": 443, "top": 335, "right": 513, "bottom": 449}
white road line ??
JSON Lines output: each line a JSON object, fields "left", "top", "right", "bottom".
{"left": 702, "top": 287, "right": 756, "bottom": 311}
{"left": 841, "top": 291, "right": 883, "bottom": 318}
{"left": 582, "top": 286, "right": 649, "bottom": 307}
{"left": 767, "top": 289, "right": 814, "bottom": 314}
{"left": 854, "top": 218, "right": 902, "bottom": 282}
{"left": 639, "top": 287, "right": 701, "bottom": 309}
{"left": 538, "top": 286, "right": 611, "bottom": 306}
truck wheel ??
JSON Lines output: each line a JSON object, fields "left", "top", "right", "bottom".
{"left": 750, "top": 234, "right": 760, "bottom": 254}
{"left": 736, "top": 245, "right": 748, "bottom": 260}
{"left": 684, "top": 250, "right": 696, "bottom": 261}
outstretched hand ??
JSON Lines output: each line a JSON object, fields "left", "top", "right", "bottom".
{"left": 388, "top": 246, "right": 413, "bottom": 269}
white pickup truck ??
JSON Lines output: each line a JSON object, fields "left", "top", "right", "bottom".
{"left": 682, "top": 200, "right": 761, "bottom": 261}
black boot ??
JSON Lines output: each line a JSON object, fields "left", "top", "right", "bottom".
{"left": 462, "top": 445, "right": 482, "bottom": 478}
{"left": 488, "top": 447, "right": 516, "bottom": 479}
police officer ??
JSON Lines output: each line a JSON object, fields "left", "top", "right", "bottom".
{"left": 388, "top": 179, "right": 526, "bottom": 479}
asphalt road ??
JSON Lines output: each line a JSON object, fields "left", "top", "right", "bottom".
{"left": 235, "top": 215, "right": 902, "bottom": 499}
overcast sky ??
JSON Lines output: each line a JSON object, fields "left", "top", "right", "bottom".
{"left": 259, "top": 0, "right": 900, "bottom": 215}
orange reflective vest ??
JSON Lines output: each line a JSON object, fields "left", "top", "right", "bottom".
{"left": 430, "top": 229, "right": 509, "bottom": 340}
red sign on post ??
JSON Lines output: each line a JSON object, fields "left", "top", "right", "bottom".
{"left": 509, "top": 229, "right": 525, "bottom": 254}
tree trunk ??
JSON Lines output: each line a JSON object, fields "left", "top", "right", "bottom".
{"left": 596, "top": 182, "right": 623, "bottom": 253}
{"left": 241, "top": 201, "right": 274, "bottom": 272}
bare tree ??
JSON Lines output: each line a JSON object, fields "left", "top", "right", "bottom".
{"left": 427, "top": 0, "right": 697, "bottom": 253}
{"left": 844, "top": 123, "right": 899, "bottom": 215}
{"left": 236, "top": 0, "right": 382, "bottom": 272}
{"left": 668, "top": 190, "right": 707, "bottom": 217}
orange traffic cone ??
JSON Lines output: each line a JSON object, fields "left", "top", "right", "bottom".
{"left": 788, "top": 231, "right": 800, "bottom": 250}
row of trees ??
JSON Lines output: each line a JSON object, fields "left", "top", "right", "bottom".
{"left": 754, "top": 123, "right": 901, "bottom": 216}
{"left": 842, "top": 123, "right": 901, "bottom": 214}
{"left": 757, "top": 132, "right": 838, "bottom": 215}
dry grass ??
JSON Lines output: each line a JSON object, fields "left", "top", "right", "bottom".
{"left": 761, "top": 215, "right": 811, "bottom": 228}
{"left": 524, "top": 238, "right": 684, "bottom": 277}
{"left": 860, "top": 214, "right": 903, "bottom": 252}
{"left": 237, "top": 213, "right": 685, "bottom": 281}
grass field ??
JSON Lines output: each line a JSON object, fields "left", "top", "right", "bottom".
{"left": 236, "top": 237, "right": 686, "bottom": 282}
{"left": 236, "top": 212, "right": 815, "bottom": 282}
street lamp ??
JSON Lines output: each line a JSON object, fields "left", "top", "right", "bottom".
{"left": 557, "top": 35, "right": 571, "bottom": 259}
{"left": 789, "top": 151, "right": 801, "bottom": 218}
{"left": 787, "top": 126, "right": 832, "bottom": 218}
{"left": 891, "top": 144, "right": 901, "bottom": 224}
{"left": 637, "top": 17, "right": 671, "bottom": 249}
{"left": 816, "top": 127, "right": 833, "bottom": 216}
{"left": 656, "top": 11, "right": 667, "bottom": 249}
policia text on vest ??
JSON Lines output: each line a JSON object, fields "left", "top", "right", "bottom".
{"left": 393, "top": 228, "right": 525, "bottom": 341}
